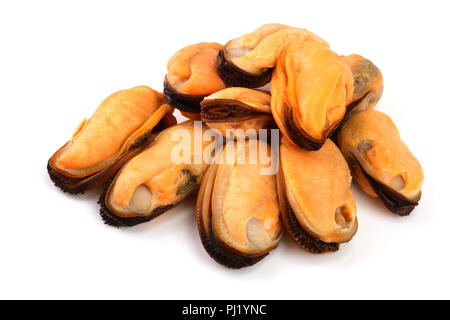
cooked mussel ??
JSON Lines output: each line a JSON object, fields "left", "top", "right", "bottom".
{"left": 100, "top": 121, "right": 216, "bottom": 227}
{"left": 164, "top": 42, "right": 226, "bottom": 116}
{"left": 196, "top": 139, "right": 282, "bottom": 268}
{"left": 217, "top": 23, "right": 328, "bottom": 88}
{"left": 277, "top": 138, "right": 358, "bottom": 253}
{"left": 48, "top": 86, "right": 176, "bottom": 194}
{"left": 200, "top": 87, "right": 274, "bottom": 139}
{"left": 345, "top": 54, "right": 384, "bottom": 114}
{"left": 338, "top": 109, "right": 423, "bottom": 216}
{"left": 271, "top": 41, "right": 354, "bottom": 150}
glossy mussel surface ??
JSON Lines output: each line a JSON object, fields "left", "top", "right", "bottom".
{"left": 200, "top": 87, "right": 274, "bottom": 139}
{"left": 217, "top": 23, "right": 328, "bottom": 88}
{"left": 277, "top": 138, "right": 358, "bottom": 253}
{"left": 344, "top": 54, "right": 384, "bottom": 115}
{"left": 197, "top": 139, "right": 282, "bottom": 268}
{"left": 271, "top": 42, "right": 354, "bottom": 151}
{"left": 48, "top": 86, "right": 175, "bottom": 194}
{"left": 46, "top": 22, "right": 424, "bottom": 269}
{"left": 164, "top": 42, "right": 226, "bottom": 117}
{"left": 100, "top": 121, "right": 215, "bottom": 226}
{"left": 338, "top": 109, "right": 423, "bottom": 216}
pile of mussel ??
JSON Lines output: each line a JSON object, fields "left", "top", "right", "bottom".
{"left": 48, "top": 24, "right": 423, "bottom": 268}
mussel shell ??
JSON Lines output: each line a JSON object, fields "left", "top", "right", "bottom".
{"left": 99, "top": 121, "right": 211, "bottom": 227}
{"left": 196, "top": 138, "right": 282, "bottom": 268}
{"left": 331, "top": 57, "right": 384, "bottom": 144}
{"left": 99, "top": 174, "right": 178, "bottom": 227}
{"left": 200, "top": 89, "right": 274, "bottom": 139}
{"left": 216, "top": 49, "right": 273, "bottom": 88}
{"left": 347, "top": 56, "right": 383, "bottom": 115}
{"left": 338, "top": 56, "right": 384, "bottom": 134}
{"left": 345, "top": 92, "right": 371, "bottom": 116}
{"left": 338, "top": 109, "right": 423, "bottom": 215}
{"left": 163, "top": 77, "right": 206, "bottom": 114}
{"left": 277, "top": 138, "right": 358, "bottom": 252}
{"left": 271, "top": 42, "right": 354, "bottom": 151}
{"left": 283, "top": 200, "right": 339, "bottom": 254}
{"left": 357, "top": 160, "right": 419, "bottom": 216}
{"left": 196, "top": 165, "right": 268, "bottom": 268}
{"left": 197, "top": 216, "right": 267, "bottom": 268}
{"left": 201, "top": 99, "right": 261, "bottom": 120}
{"left": 281, "top": 106, "right": 339, "bottom": 151}
{"left": 276, "top": 169, "right": 339, "bottom": 254}
{"left": 100, "top": 166, "right": 202, "bottom": 227}
{"left": 47, "top": 119, "right": 165, "bottom": 195}
{"left": 202, "top": 117, "right": 275, "bottom": 140}
{"left": 345, "top": 85, "right": 382, "bottom": 117}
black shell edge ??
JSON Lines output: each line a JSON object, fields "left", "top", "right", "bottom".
{"left": 47, "top": 117, "right": 166, "bottom": 195}
{"left": 47, "top": 161, "right": 89, "bottom": 195}
{"left": 282, "top": 106, "right": 327, "bottom": 151}
{"left": 360, "top": 164, "right": 419, "bottom": 216}
{"left": 197, "top": 218, "right": 267, "bottom": 269}
{"left": 196, "top": 191, "right": 267, "bottom": 269}
{"left": 98, "top": 180, "right": 174, "bottom": 228}
{"left": 163, "top": 80, "right": 205, "bottom": 113}
{"left": 283, "top": 199, "right": 339, "bottom": 254}
{"left": 216, "top": 49, "right": 273, "bottom": 88}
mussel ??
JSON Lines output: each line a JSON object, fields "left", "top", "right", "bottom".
{"left": 200, "top": 87, "right": 274, "bottom": 139}
{"left": 100, "top": 121, "right": 217, "bottom": 227}
{"left": 338, "top": 109, "right": 423, "bottom": 216}
{"left": 271, "top": 41, "right": 354, "bottom": 151}
{"left": 196, "top": 139, "right": 282, "bottom": 268}
{"left": 217, "top": 23, "right": 329, "bottom": 88}
{"left": 48, "top": 86, "right": 175, "bottom": 194}
{"left": 344, "top": 54, "right": 384, "bottom": 115}
{"left": 277, "top": 138, "right": 358, "bottom": 253}
{"left": 164, "top": 42, "right": 226, "bottom": 117}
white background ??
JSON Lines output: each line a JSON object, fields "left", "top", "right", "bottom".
{"left": 1, "top": 0, "right": 449, "bottom": 299}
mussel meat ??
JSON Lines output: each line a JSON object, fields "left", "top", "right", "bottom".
{"left": 200, "top": 87, "right": 274, "bottom": 139}
{"left": 164, "top": 42, "right": 226, "bottom": 116}
{"left": 338, "top": 109, "right": 423, "bottom": 216}
{"left": 196, "top": 139, "right": 282, "bottom": 268}
{"left": 271, "top": 41, "right": 354, "bottom": 150}
{"left": 277, "top": 138, "right": 358, "bottom": 253}
{"left": 100, "top": 121, "right": 216, "bottom": 227}
{"left": 217, "top": 23, "right": 328, "bottom": 88}
{"left": 48, "top": 86, "right": 175, "bottom": 194}
{"left": 344, "top": 54, "right": 384, "bottom": 115}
